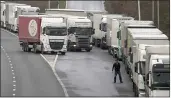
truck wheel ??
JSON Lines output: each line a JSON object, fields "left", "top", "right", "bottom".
{"left": 33, "top": 44, "right": 38, "bottom": 54}
{"left": 41, "top": 44, "right": 44, "bottom": 54}
{"left": 61, "top": 52, "right": 66, "bottom": 55}
{"left": 23, "top": 46, "right": 26, "bottom": 52}
{"left": 25, "top": 44, "right": 29, "bottom": 52}
{"left": 28, "top": 48, "right": 31, "bottom": 52}
{"left": 108, "top": 48, "right": 112, "bottom": 55}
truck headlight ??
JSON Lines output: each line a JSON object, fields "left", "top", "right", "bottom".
{"left": 73, "top": 45, "right": 76, "bottom": 47}
{"left": 90, "top": 45, "right": 92, "bottom": 47}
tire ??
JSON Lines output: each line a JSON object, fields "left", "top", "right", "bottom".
{"left": 33, "top": 44, "right": 38, "bottom": 54}
{"left": 100, "top": 43, "right": 104, "bottom": 49}
{"left": 28, "top": 48, "right": 31, "bottom": 52}
{"left": 23, "top": 45, "right": 26, "bottom": 52}
{"left": 61, "top": 52, "right": 66, "bottom": 55}
{"left": 41, "top": 44, "right": 44, "bottom": 54}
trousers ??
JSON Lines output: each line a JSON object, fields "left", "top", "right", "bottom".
{"left": 114, "top": 71, "right": 123, "bottom": 83}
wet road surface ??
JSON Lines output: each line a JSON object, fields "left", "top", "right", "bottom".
{"left": 55, "top": 48, "right": 134, "bottom": 97}
{"left": 1, "top": 29, "right": 65, "bottom": 97}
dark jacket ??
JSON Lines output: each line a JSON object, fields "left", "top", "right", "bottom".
{"left": 112, "top": 62, "right": 121, "bottom": 72}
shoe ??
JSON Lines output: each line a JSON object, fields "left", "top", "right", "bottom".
{"left": 114, "top": 81, "right": 116, "bottom": 83}
{"left": 120, "top": 81, "right": 123, "bottom": 83}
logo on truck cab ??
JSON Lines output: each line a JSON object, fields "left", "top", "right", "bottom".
{"left": 28, "top": 19, "right": 38, "bottom": 37}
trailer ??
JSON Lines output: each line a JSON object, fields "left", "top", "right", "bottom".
{"left": 96, "top": 14, "right": 123, "bottom": 49}
{"left": 5, "top": 2, "right": 28, "bottom": 31}
{"left": 1, "top": 1, "right": 6, "bottom": 28}
{"left": 14, "top": 6, "right": 40, "bottom": 33}
{"left": 18, "top": 15, "right": 68, "bottom": 55}
{"left": 130, "top": 37, "right": 169, "bottom": 97}
{"left": 45, "top": 9, "right": 87, "bottom": 17}
{"left": 125, "top": 28, "right": 165, "bottom": 78}
{"left": 143, "top": 46, "right": 170, "bottom": 97}
{"left": 120, "top": 21, "right": 155, "bottom": 64}
{"left": 106, "top": 17, "right": 134, "bottom": 60}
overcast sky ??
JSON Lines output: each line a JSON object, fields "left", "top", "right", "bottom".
{"left": 66, "top": 1, "right": 105, "bottom": 11}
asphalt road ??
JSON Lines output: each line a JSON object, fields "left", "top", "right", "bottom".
{"left": 1, "top": 29, "right": 65, "bottom": 97}
{"left": 55, "top": 48, "right": 134, "bottom": 97}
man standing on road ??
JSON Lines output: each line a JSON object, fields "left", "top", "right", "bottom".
{"left": 112, "top": 59, "right": 123, "bottom": 83}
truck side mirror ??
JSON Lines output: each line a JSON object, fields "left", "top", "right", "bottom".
{"left": 68, "top": 29, "right": 71, "bottom": 34}
{"left": 117, "top": 31, "right": 121, "bottom": 40}
{"left": 145, "top": 73, "right": 150, "bottom": 87}
{"left": 143, "top": 55, "right": 146, "bottom": 59}
{"left": 99, "top": 24, "right": 102, "bottom": 30}
{"left": 134, "top": 63, "right": 138, "bottom": 73}
{"left": 124, "top": 40, "right": 127, "bottom": 48}
{"left": 92, "top": 29, "right": 95, "bottom": 35}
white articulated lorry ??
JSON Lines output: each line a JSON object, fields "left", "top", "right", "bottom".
{"left": 126, "top": 28, "right": 164, "bottom": 78}
{"left": 18, "top": 15, "right": 67, "bottom": 55}
{"left": 46, "top": 14, "right": 95, "bottom": 52}
{"left": 120, "top": 21, "right": 155, "bottom": 72}
{"left": 1, "top": 1, "right": 6, "bottom": 28}
{"left": 14, "top": 6, "right": 40, "bottom": 33}
{"left": 91, "top": 14, "right": 123, "bottom": 49}
{"left": 67, "top": 16, "right": 95, "bottom": 52}
{"left": 143, "top": 46, "right": 170, "bottom": 97}
{"left": 106, "top": 17, "right": 134, "bottom": 60}
{"left": 85, "top": 11, "right": 108, "bottom": 48}
{"left": 5, "top": 3, "right": 28, "bottom": 31}
{"left": 129, "top": 35, "right": 169, "bottom": 97}
{"left": 120, "top": 21, "right": 155, "bottom": 64}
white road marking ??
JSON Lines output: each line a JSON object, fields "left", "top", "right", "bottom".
{"left": 40, "top": 54, "right": 69, "bottom": 97}
{"left": 13, "top": 89, "right": 16, "bottom": 91}
{"left": 1, "top": 45, "right": 17, "bottom": 96}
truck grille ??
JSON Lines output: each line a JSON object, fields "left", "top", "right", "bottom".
{"left": 77, "top": 37, "right": 90, "bottom": 48}
{"left": 49, "top": 42, "right": 64, "bottom": 50}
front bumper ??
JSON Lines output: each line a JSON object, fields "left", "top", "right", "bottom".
{"left": 70, "top": 44, "right": 93, "bottom": 50}
{"left": 44, "top": 44, "right": 67, "bottom": 52}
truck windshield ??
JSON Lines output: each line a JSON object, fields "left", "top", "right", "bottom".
{"left": 46, "top": 28, "right": 67, "bottom": 36}
{"left": 75, "top": 27, "right": 93, "bottom": 35}
{"left": 152, "top": 64, "right": 170, "bottom": 90}
{"left": 69, "top": 27, "right": 93, "bottom": 36}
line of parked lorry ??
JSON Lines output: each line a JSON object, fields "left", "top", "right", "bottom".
{"left": 1, "top": 1, "right": 170, "bottom": 97}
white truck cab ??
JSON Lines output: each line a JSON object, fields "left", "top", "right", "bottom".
{"left": 106, "top": 17, "right": 134, "bottom": 60}
{"left": 131, "top": 37, "right": 169, "bottom": 97}
{"left": 39, "top": 16, "right": 67, "bottom": 55}
{"left": 99, "top": 14, "right": 123, "bottom": 49}
{"left": 143, "top": 46, "right": 170, "bottom": 97}
{"left": 67, "top": 16, "right": 95, "bottom": 52}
